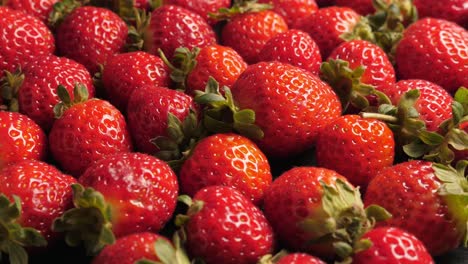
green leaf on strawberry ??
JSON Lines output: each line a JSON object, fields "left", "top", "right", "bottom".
{"left": 209, "top": 0, "right": 272, "bottom": 21}
{"left": 0, "top": 69, "right": 24, "bottom": 112}
{"left": 53, "top": 83, "right": 89, "bottom": 118}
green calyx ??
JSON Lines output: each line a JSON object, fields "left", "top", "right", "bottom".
{"left": 0, "top": 194, "right": 47, "bottom": 264}
{"left": 174, "top": 195, "right": 204, "bottom": 228}
{"left": 126, "top": 8, "right": 151, "bottom": 52}
{"left": 135, "top": 231, "right": 192, "bottom": 264}
{"left": 209, "top": 0, "right": 272, "bottom": 21}
{"left": 194, "top": 77, "right": 264, "bottom": 141}
{"left": 257, "top": 250, "right": 289, "bottom": 264}
{"left": 299, "top": 179, "right": 391, "bottom": 262}
{"left": 151, "top": 108, "right": 206, "bottom": 172}
{"left": 0, "top": 69, "right": 24, "bottom": 112}
{"left": 158, "top": 47, "right": 200, "bottom": 92}
{"left": 48, "top": 0, "right": 85, "bottom": 28}
{"left": 53, "top": 83, "right": 89, "bottom": 119}
{"left": 52, "top": 184, "right": 115, "bottom": 256}
{"left": 319, "top": 59, "right": 391, "bottom": 113}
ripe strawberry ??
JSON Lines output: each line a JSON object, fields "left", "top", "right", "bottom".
{"left": 102, "top": 51, "right": 170, "bottom": 112}
{"left": 178, "top": 186, "right": 276, "bottom": 264}
{"left": 0, "top": 6, "right": 55, "bottom": 77}
{"left": 163, "top": 0, "right": 231, "bottom": 25}
{"left": 295, "top": 6, "right": 361, "bottom": 58}
{"left": 258, "top": 29, "right": 322, "bottom": 75}
{"left": 16, "top": 54, "right": 95, "bottom": 131}
{"left": 395, "top": 18, "right": 468, "bottom": 94}
{"left": 0, "top": 111, "right": 47, "bottom": 169}
{"left": 413, "top": 0, "right": 468, "bottom": 28}
{"left": 126, "top": 85, "right": 196, "bottom": 155}
{"left": 49, "top": 87, "right": 133, "bottom": 177}
{"left": 364, "top": 160, "right": 468, "bottom": 256}
{"left": 334, "top": 0, "right": 390, "bottom": 15}
{"left": 221, "top": 10, "right": 289, "bottom": 64}
{"left": 260, "top": 252, "right": 326, "bottom": 264}
{"left": 315, "top": 115, "right": 395, "bottom": 188}
{"left": 179, "top": 133, "right": 272, "bottom": 205}
{"left": 353, "top": 227, "right": 434, "bottom": 264}
{"left": 54, "top": 153, "right": 178, "bottom": 254}
{"left": 144, "top": 5, "right": 216, "bottom": 60}
{"left": 231, "top": 61, "right": 342, "bottom": 158}
{"left": 55, "top": 6, "right": 128, "bottom": 74}
{"left": 4, "top": 0, "right": 58, "bottom": 22}
{"left": 257, "top": 0, "right": 319, "bottom": 28}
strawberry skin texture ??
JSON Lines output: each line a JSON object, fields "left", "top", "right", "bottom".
{"left": 413, "top": 0, "right": 468, "bottom": 28}
{"left": 364, "top": 160, "right": 465, "bottom": 256}
{"left": 353, "top": 227, "right": 434, "bottom": 264}
{"left": 231, "top": 61, "right": 342, "bottom": 158}
{"left": 221, "top": 10, "right": 289, "bottom": 64}
{"left": 276, "top": 253, "right": 326, "bottom": 264}
{"left": 127, "top": 85, "right": 195, "bottom": 154}
{"left": 258, "top": 29, "right": 322, "bottom": 75}
{"left": 0, "top": 111, "right": 47, "bottom": 169}
{"left": 186, "top": 44, "right": 247, "bottom": 96}
{"left": 257, "top": 0, "right": 319, "bottom": 28}
{"left": 164, "top": 0, "right": 231, "bottom": 25}
{"left": 395, "top": 18, "right": 468, "bottom": 94}
{"left": 296, "top": 7, "right": 360, "bottom": 59}
{"left": 0, "top": 6, "right": 55, "bottom": 77}
{"left": 79, "top": 153, "right": 178, "bottom": 238}
{"left": 92, "top": 232, "right": 169, "bottom": 264}
{"left": 185, "top": 186, "right": 275, "bottom": 264}
{"left": 179, "top": 133, "right": 272, "bottom": 205}
{"left": 327, "top": 40, "right": 396, "bottom": 91}
{"left": 380, "top": 79, "right": 453, "bottom": 132}
{"left": 102, "top": 51, "right": 170, "bottom": 112}
{"left": 315, "top": 115, "right": 395, "bottom": 188}
{"left": 18, "top": 55, "right": 95, "bottom": 131}
{"left": 49, "top": 99, "right": 133, "bottom": 177}
{"left": 5, "top": 0, "right": 58, "bottom": 22}
{"left": 144, "top": 5, "right": 217, "bottom": 60}
{"left": 263, "top": 167, "right": 351, "bottom": 257}
{"left": 0, "top": 160, "right": 76, "bottom": 242}
{"left": 56, "top": 6, "right": 128, "bottom": 74}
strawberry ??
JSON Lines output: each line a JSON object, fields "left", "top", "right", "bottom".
{"left": 179, "top": 133, "right": 272, "bottom": 205}
{"left": 0, "top": 160, "right": 76, "bottom": 263}
{"left": 126, "top": 85, "right": 196, "bottom": 155}
{"left": 257, "top": 0, "right": 319, "bottom": 28}
{"left": 334, "top": 0, "right": 391, "bottom": 15}
{"left": 364, "top": 160, "right": 468, "bottom": 256}
{"left": 102, "top": 51, "right": 170, "bottom": 112}
{"left": 231, "top": 61, "right": 342, "bottom": 158}
{"left": 163, "top": 0, "right": 231, "bottom": 25}
{"left": 413, "top": 0, "right": 468, "bottom": 28}
{"left": 395, "top": 18, "right": 468, "bottom": 94}
{"left": 259, "top": 252, "right": 326, "bottom": 264}
{"left": 295, "top": 6, "right": 361, "bottom": 59}
{"left": 143, "top": 5, "right": 217, "bottom": 60}
{"left": 4, "top": 0, "right": 58, "bottom": 22}
{"left": 48, "top": 86, "right": 133, "bottom": 177}
{"left": 221, "top": 10, "right": 289, "bottom": 64}
{"left": 177, "top": 186, "right": 276, "bottom": 264}
{"left": 53, "top": 152, "right": 178, "bottom": 254}
{"left": 258, "top": 29, "right": 322, "bottom": 75}
{"left": 315, "top": 114, "right": 395, "bottom": 189}
{"left": 55, "top": 6, "right": 128, "bottom": 74}
{"left": 0, "top": 111, "right": 47, "bottom": 169}
{"left": 353, "top": 227, "right": 434, "bottom": 264}
{"left": 0, "top": 6, "right": 55, "bottom": 77}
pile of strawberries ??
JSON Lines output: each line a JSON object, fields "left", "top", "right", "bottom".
{"left": 0, "top": 0, "right": 467, "bottom": 263}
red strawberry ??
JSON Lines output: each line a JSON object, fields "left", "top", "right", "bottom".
{"left": 0, "top": 159, "right": 76, "bottom": 243}
{"left": 295, "top": 6, "right": 361, "bottom": 58}
{"left": 0, "top": 6, "right": 55, "bottom": 77}
{"left": 4, "top": 0, "right": 58, "bottom": 22}
{"left": 258, "top": 29, "right": 322, "bottom": 75}
{"left": 276, "top": 253, "right": 326, "bottom": 264}
{"left": 49, "top": 87, "right": 133, "bottom": 177}
{"left": 334, "top": 0, "right": 391, "bottom": 15}
{"left": 315, "top": 114, "right": 395, "bottom": 188}
{"left": 257, "top": 0, "right": 319, "bottom": 28}
{"left": 179, "top": 133, "right": 272, "bottom": 205}
{"left": 55, "top": 6, "right": 128, "bottom": 74}
{"left": 413, "top": 0, "right": 468, "bottom": 28}
{"left": 144, "top": 5, "right": 217, "bottom": 60}
{"left": 164, "top": 0, "right": 231, "bottom": 25}
{"left": 102, "top": 51, "right": 170, "bottom": 111}
{"left": 53, "top": 152, "right": 178, "bottom": 254}
{"left": 353, "top": 227, "right": 434, "bottom": 264}
{"left": 16, "top": 54, "right": 95, "bottom": 131}
{"left": 0, "top": 111, "right": 47, "bottom": 169}
{"left": 179, "top": 186, "right": 276, "bottom": 264}
{"left": 364, "top": 160, "right": 468, "bottom": 256}
{"left": 221, "top": 10, "right": 289, "bottom": 64}
{"left": 126, "top": 85, "right": 196, "bottom": 155}
{"left": 395, "top": 18, "right": 468, "bottom": 94}
{"left": 231, "top": 61, "right": 342, "bottom": 158}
